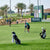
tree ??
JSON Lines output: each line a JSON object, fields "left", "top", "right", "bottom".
{"left": 29, "top": 4, "right": 34, "bottom": 14}
{"left": 15, "top": 5, "right": 20, "bottom": 16}
{"left": 4, "top": 5, "right": 9, "bottom": 18}
{"left": 0, "top": 5, "right": 9, "bottom": 18}
{"left": 16, "top": 3, "right": 26, "bottom": 16}
{"left": 0, "top": 7, "right": 5, "bottom": 16}
{"left": 0, "top": 9, "right": 4, "bottom": 16}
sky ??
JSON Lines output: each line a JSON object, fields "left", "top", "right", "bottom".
{"left": 0, "top": 0, "right": 50, "bottom": 12}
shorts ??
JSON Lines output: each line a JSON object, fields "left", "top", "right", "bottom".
{"left": 27, "top": 25, "right": 30, "bottom": 29}
{"left": 9, "top": 22, "right": 11, "bottom": 24}
{"left": 17, "top": 22, "right": 18, "bottom": 24}
{"left": 25, "top": 26, "right": 27, "bottom": 28}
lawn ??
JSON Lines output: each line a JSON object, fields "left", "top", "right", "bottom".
{"left": 0, "top": 22, "right": 50, "bottom": 50}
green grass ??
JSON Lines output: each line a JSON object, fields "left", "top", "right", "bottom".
{"left": 23, "top": 15, "right": 34, "bottom": 19}
{"left": 0, "top": 22, "right": 50, "bottom": 50}
{"left": 47, "top": 15, "right": 50, "bottom": 18}
{"left": 43, "top": 15, "right": 50, "bottom": 18}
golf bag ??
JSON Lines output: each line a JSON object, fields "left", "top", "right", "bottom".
{"left": 40, "top": 32, "right": 46, "bottom": 39}
{"left": 40, "top": 29, "right": 46, "bottom": 39}
{"left": 12, "top": 32, "right": 21, "bottom": 44}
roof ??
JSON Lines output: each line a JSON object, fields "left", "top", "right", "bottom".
{"left": 44, "top": 8, "right": 50, "bottom": 13}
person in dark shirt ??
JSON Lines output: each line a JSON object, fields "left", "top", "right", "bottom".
{"left": 26, "top": 22, "right": 30, "bottom": 33}
{"left": 9, "top": 18, "right": 11, "bottom": 27}
{"left": 6, "top": 19, "right": 9, "bottom": 24}
{"left": 16, "top": 20, "right": 18, "bottom": 24}
{"left": 12, "top": 32, "right": 21, "bottom": 44}
{"left": 40, "top": 27, "right": 46, "bottom": 39}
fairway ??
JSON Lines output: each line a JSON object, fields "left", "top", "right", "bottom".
{"left": 0, "top": 22, "right": 50, "bottom": 50}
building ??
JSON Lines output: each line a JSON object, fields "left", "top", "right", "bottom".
{"left": 44, "top": 8, "right": 50, "bottom": 13}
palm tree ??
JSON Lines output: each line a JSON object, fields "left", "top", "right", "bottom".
{"left": 0, "top": 5, "right": 9, "bottom": 18}
{"left": 16, "top": 3, "right": 26, "bottom": 16}
{"left": 15, "top": 5, "right": 20, "bottom": 16}
{"left": 0, "top": 9, "right": 2, "bottom": 16}
{"left": 0, "top": 7, "right": 5, "bottom": 16}
{"left": 29, "top": 4, "right": 34, "bottom": 14}
{"left": 4, "top": 5, "right": 9, "bottom": 18}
